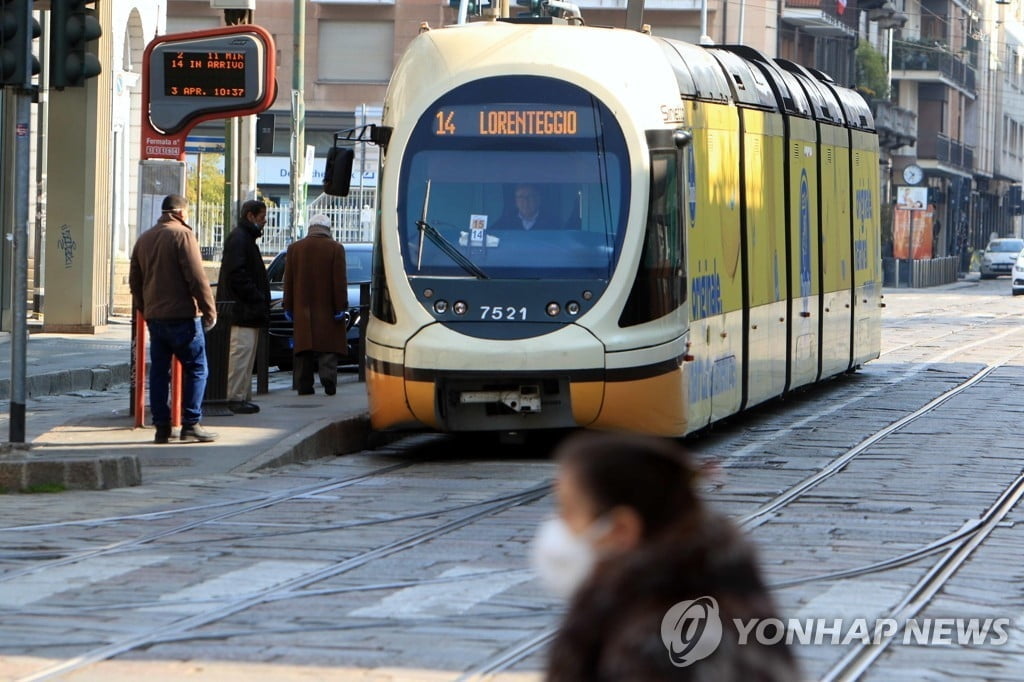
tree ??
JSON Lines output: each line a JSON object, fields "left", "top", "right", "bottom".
{"left": 855, "top": 42, "right": 889, "bottom": 100}
{"left": 186, "top": 152, "right": 225, "bottom": 208}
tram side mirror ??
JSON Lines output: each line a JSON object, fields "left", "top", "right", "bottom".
{"left": 324, "top": 147, "right": 355, "bottom": 196}
{"left": 674, "top": 130, "right": 692, "bottom": 149}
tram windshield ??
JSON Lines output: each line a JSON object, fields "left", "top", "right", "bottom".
{"left": 398, "top": 76, "right": 630, "bottom": 280}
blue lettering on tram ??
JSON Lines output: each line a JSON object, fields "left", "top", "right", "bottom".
{"left": 686, "top": 144, "right": 697, "bottom": 229}
{"left": 854, "top": 187, "right": 873, "bottom": 271}
{"left": 690, "top": 272, "right": 722, "bottom": 320}
{"left": 799, "top": 170, "right": 811, "bottom": 298}
{"left": 854, "top": 239, "right": 869, "bottom": 270}
{"left": 855, "top": 188, "right": 873, "bottom": 226}
{"left": 687, "top": 354, "right": 738, "bottom": 402}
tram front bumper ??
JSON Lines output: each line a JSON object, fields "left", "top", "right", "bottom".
{"left": 404, "top": 323, "right": 605, "bottom": 431}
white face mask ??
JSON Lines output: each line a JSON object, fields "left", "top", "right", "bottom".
{"left": 531, "top": 516, "right": 608, "bottom": 599}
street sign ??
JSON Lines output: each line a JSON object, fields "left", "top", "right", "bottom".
{"left": 184, "top": 135, "right": 225, "bottom": 153}
{"left": 141, "top": 25, "right": 275, "bottom": 160}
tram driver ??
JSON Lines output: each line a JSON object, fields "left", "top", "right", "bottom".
{"left": 492, "top": 184, "right": 563, "bottom": 231}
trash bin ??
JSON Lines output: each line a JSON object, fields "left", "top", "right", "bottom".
{"left": 203, "top": 300, "right": 234, "bottom": 404}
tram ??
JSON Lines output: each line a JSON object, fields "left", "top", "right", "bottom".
{"left": 361, "top": 16, "right": 882, "bottom": 437}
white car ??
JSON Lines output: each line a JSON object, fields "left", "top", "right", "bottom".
{"left": 980, "top": 238, "right": 1024, "bottom": 279}
{"left": 1012, "top": 251, "right": 1024, "bottom": 295}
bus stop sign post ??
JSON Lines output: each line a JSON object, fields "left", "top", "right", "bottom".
{"left": 132, "top": 25, "right": 276, "bottom": 428}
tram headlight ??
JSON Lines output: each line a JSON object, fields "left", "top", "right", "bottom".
{"left": 582, "top": 290, "right": 593, "bottom": 301}
{"left": 434, "top": 300, "right": 449, "bottom": 314}
{"left": 566, "top": 301, "right": 580, "bottom": 315}
{"left": 546, "top": 302, "right": 561, "bottom": 316}
{"left": 453, "top": 301, "right": 468, "bottom": 315}
{"left": 423, "top": 288, "right": 434, "bottom": 299}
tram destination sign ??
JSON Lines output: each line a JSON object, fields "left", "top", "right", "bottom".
{"left": 431, "top": 105, "right": 596, "bottom": 138}
{"left": 145, "top": 26, "right": 275, "bottom": 136}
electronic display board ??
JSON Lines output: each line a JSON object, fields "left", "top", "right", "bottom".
{"left": 147, "top": 28, "right": 273, "bottom": 135}
{"left": 163, "top": 51, "right": 247, "bottom": 98}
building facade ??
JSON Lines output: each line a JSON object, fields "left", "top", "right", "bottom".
{"left": 4, "top": 0, "right": 1022, "bottom": 330}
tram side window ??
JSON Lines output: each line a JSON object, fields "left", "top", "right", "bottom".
{"left": 619, "top": 152, "right": 685, "bottom": 327}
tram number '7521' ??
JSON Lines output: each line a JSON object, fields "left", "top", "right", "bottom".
{"left": 480, "top": 306, "right": 527, "bottom": 321}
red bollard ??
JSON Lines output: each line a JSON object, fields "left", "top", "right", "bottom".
{"left": 134, "top": 310, "right": 147, "bottom": 428}
{"left": 171, "top": 358, "right": 183, "bottom": 428}
{"left": 133, "top": 309, "right": 184, "bottom": 429}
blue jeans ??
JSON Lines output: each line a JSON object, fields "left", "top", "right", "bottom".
{"left": 147, "top": 318, "right": 208, "bottom": 426}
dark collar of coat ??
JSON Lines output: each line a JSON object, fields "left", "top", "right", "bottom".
{"left": 235, "top": 220, "right": 263, "bottom": 240}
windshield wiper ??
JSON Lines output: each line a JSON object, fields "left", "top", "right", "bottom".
{"left": 416, "top": 219, "right": 488, "bottom": 279}
{"left": 414, "top": 179, "right": 487, "bottom": 279}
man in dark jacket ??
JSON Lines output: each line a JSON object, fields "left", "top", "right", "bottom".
{"left": 216, "top": 199, "right": 271, "bottom": 414}
{"left": 129, "top": 194, "right": 218, "bottom": 443}
{"left": 283, "top": 213, "right": 348, "bottom": 395}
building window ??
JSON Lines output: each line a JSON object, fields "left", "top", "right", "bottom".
{"left": 165, "top": 17, "right": 222, "bottom": 35}
{"left": 317, "top": 21, "right": 393, "bottom": 83}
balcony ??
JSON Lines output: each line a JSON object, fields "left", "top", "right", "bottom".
{"left": 781, "top": 0, "right": 857, "bottom": 37}
{"left": 891, "top": 42, "right": 976, "bottom": 97}
{"left": 870, "top": 99, "right": 916, "bottom": 150}
{"left": 917, "top": 133, "right": 974, "bottom": 174}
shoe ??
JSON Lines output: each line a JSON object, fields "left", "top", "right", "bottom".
{"left": 228, "top": 401, "right": 260, "bottom": 414}
{"left": 323, "top": 383, "right": 336, "bottom": 396}
{"left": 180, "top": 423, "right": 218, "bottom": 443}
{"left": 154, "top": 424, "right": 171, "bottom": 444}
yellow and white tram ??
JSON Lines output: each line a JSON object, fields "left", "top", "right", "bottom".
{"left": 363, "top": 18, "right": 882, "bottom": 437}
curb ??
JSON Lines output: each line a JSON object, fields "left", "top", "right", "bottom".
{"left": 232, "top": 413, "right": 375, "bottom": 473}
{"left": 0, "top": 449, "right": 142, "bottom": 493}
{"left": 0, "top": 362, "right": 131, "bottom": 400}
{"left": 0, "top": 409, "right": 382, "bottom": 493}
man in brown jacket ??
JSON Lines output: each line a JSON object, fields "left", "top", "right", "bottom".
{"left": 283, "top": 213, "right": 348, "bottom": 395}
{"left": 129, "top": 194, "right": 218, "bottom": 443}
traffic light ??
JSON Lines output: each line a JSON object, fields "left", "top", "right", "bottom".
{"left": 0, "top": 0, "right": 40, "bottom": 87}
{"left": 50, "top": 0, "right": 101, "bottom": 89}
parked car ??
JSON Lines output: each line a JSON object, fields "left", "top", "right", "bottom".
{"left": 979, "top": 238, "right": 1024, "bottom": 279}
{"left": 1012, "top": 250, "right": 1024, "bottom": 296}
{"left": 266, "top": 242, "right": 373, "bottom": 370}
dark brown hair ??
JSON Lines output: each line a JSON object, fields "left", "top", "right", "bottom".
{"left": 555, "top": 430, "right": 703, "bottom": 541}
{"left": 240, "top": 199, "right": 267, "bottom": 221}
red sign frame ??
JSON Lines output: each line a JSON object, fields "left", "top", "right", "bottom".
{"left": 141, "top": 25, "right": 277, "bottom": 161}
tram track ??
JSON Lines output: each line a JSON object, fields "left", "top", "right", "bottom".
{"left": 0, "top": 459, "right": 418, "bottom": 582}
{"left": 734, "top": 353, "right": 1015, "bottom": 530}
{"left": 729, "top": 323, "right": 1024, "bottom": 678}
{"left": 720, "top": 322, "right": 1024, "bottom": 470}
{"left": 819, "top": 472, "right": 1024, "bottom": 681}
{"left": 15, "top": 480, "right": 551, "bottom": 682}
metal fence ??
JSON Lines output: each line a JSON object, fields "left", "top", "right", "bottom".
{"left": 191, "top": 188, "right": 377, "bottom": 260}
{"left": 883, "top": 256, "right": 959, "bottom": 288}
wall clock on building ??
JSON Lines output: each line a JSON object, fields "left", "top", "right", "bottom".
{"left": 902, "top": 164, "right": 924, "bottom": 185}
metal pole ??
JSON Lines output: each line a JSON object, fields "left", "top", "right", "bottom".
{"left": 196, "top": 150, "right": 203, "bottom": 244}
{"left": 699, "top": 0, "right": 711, "bottom": 44}
{"left": 290, "top": 0, "right": 306, "bottom": 242}
{"left": 223, "top": 119, "right": 234, "bottom": 240}
{"left": 10, "top": 91, "right": 31, "bottom": 443}
{"left": 737, "top": 0, "right": 746, "bottom": 43}
{"left": 886, "top": 27, "right": 894, "bottom": 98}
{"left": 625, "top": 0, "right": 644, "bottom": 31}
{"left": 34, "top": 11, "right": 49, "bottom": 316}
